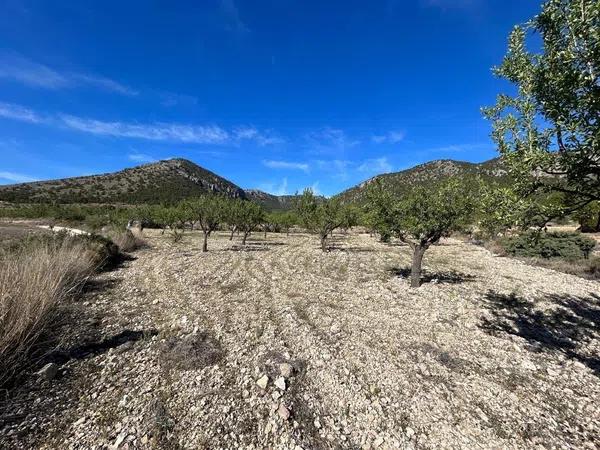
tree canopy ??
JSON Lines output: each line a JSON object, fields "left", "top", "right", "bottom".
{"left": 483, "top": 0, "right": 600, "bottom": 222}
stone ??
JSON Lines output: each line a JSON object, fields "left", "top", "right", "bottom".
{"left": 112, "top": 432, "right": 127, "bottom": 449}
{"left": 279, "top": 362, "right": 294, "bottom": 378}
{"left": 274, "top": 376, "right": 286, "bottom": 391}
{"left": 405, "top": 427, "right": 415, "bottom": 438}
{"left": 277, "top": 404, "right": 291, "bottom": 421}
{"left": 36, "top": 363, "right": 58, "bottom": 381}
{"left": 256, "top": 375, "right": 269, "bottom": 390}
{"left": 73, "top": 417, "right": 86, "bottom": 426}
{"left": 373, "top": 436, "right": 385, "bottom": 447}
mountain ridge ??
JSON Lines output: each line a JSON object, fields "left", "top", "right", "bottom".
{"left": 0, "top": 157, "right": 508, "bottom": 209}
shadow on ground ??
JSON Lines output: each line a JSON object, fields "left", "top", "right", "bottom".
{"left": 389, "top": 267, "right": 477, "bottom": 284}
{"left": 47, "top": 329, "right": 158, "bottom": 365}
{"left": 480, "top": 291, "right": 600, "bottom": 376}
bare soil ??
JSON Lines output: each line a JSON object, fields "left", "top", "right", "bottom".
{"left": 1, "top": 230, "right": 599, "bottom": 449}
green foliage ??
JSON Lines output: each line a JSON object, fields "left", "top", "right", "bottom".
{"left": 226, "top": 199, "right": 265, "bottom": 244}
{"left": 295, "top": 189, "right": 352, "bottom": 250}
{"left": 502, "top": 230, "right": 596, "bottom": 260}
{"left": 388, "top": 178, "right": 476, "bottom": 246}
{"left": 477, "top": 184, "right": 566, "bottom": 237}
{"left": 575, "top": 201, "right": 600, "bottom": 232}
{"left": 483, "top": 0, "right": 600, "bottom": 221}
{"left": 181, "top": 195, "right": 227, "bottom": 250}
{"left": 367, "top": 178, "right": 476, "bottom": 287}
{"left": 150, "top": 205, "right": 187, "bottom": 242}
{"left": 264, "top": 210, "right": 297, "bottom": 233}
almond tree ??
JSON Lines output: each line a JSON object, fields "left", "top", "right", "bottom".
{"left": 184, "top": 196, "right": 225, "bottom": 252}
{"left": 229, "top": 199, "right": 264, "bottom": 245}
{"left": 368, "top": 179, "right": 475, "bottom": 287}
{"left": 296, "top": 189, "right": 350, "bottom": 251}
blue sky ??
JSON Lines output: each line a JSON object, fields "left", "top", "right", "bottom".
{"left": 0, "top": 0, "right": 540, "bottom": 196}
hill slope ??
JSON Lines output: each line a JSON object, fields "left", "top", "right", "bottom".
{"left": 244, "top": 190, "right": 300, "bottom": 211}
{"left": 0, "top": 159, "right": 246, "bottom": 204}
{"left": 336, "top": 158, "right": 509, "bottom": 203}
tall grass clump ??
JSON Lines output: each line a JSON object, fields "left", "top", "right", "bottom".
{"left": 0, "top": 235, "right": 99, "bottom": 385}
{"left": 105, "top": 227, "right": 148, "bottom": 253}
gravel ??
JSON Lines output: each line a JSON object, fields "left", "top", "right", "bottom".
{"left": 0, "top": 229, "right": 598, "bottom": 449}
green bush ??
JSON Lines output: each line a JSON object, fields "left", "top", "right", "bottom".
{"left": 502, "top": 231, "right": 596, "bottom": 260}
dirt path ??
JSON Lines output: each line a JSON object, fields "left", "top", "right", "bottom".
{"left": 1, "top": 231, "right": 599, "bottom": 449}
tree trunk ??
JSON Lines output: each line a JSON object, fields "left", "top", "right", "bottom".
{"left": 264, "top": 228, "right": 267, "bottom": 238}
{"left": 242, "top": 231, "right": 249, "bottom": 245}
{"left": 229, "top": 226, "right": 236, "bottom": 240}
{"left": 202, "top": 232, "right": 208, "bottom": 252}
{"left": 320, "top": 234, "right": 328, "bottom": 252}
{"left": 410, "top": 245, "right": 426, "bottom": 288}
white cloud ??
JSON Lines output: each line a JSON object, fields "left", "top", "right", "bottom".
{"left": 310, "top": 181, "right": 321, "bottom": 196}
{"left": 235, "top": 127, "right": 284, "bottom": 146}
{"left": 358, "top": 157, "right": 393, "bottom": 174}
{"left": 263, "top": 160, "right": 309, "bottom": 172}
{"left": 314, "top": 159, "right": 351, "bottom": 180}
{"left": 305, "top": 127, "right": 360, "bottom": 154}
{"left": 0, "top": 171, "right": 38, "bottom": 183}
{"left": 259, "top": 177, "right": 288, "bottom": 196}
{"left": 72, "top": 74, "right": 138, "bottom": 96}
{"left": 0, "top": 101, "right": 283, "bottom": 146}
{"left": 0, "top": 102, "right": 44, "bottom": 123}
{"left": 372, "top": 130, "right": 406, "bottom": 144}
{"left": 128, "top": 152, "right": 157, "bottom": 163}
{"left": 60, "top": 115, "right": 230, "bottom": 144}
{"left": 0, "top": 52, "right": 137, "bottom": 95}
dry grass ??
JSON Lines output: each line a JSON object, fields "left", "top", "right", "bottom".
{"left": 0, "top": 238, "right": 97, "bottom": 385}
{"left": 109, "top": 228, "right": 148, "bottom": 253}
{"left": 520, "top": 255, "right": 600, "bottom": 280}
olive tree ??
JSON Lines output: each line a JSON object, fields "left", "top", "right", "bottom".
{"left": 368, "top": 179, "right": 475, "bottom": 287}
{"left": 296, "top": 189, "right": 350, "bottom": 251}
{"left": 483, "top": 0, "right": 600, "bottom": 221}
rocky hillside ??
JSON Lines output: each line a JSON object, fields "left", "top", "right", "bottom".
{"left": 244, "top": 190, "right": 299, "bottom": 211}
{"left": 337, "top": 158, "right": 509, "bottom": 203}
{"left": 0, "top": 159, "right": 246, "bottom": 204}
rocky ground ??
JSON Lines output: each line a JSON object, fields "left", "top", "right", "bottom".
{"left": 1, "top": 229, "right": 599, "bottom": 449}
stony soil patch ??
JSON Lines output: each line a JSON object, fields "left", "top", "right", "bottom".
{"left": 1, "top": 230, "right": 599, "bottom": 449}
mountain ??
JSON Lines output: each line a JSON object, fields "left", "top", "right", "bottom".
{"left": 0, "top": 159, "right": 246, "bottom": 204}
{"left": 244, "top": 190, "right": 299, "bottom": 211}
{"left": 0, "top": 157, "right": 509, "bottom": 208}
{"left": 336, "top": 158, "right": 509, "bottom": 203}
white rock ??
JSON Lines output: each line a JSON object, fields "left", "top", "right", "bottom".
{"left": 277, "top": 404, "right": 290, "bottom": 421}
{"left": 36, "top": 363, "right": 58, "bottom": 381}
{"left": 256, "top": 375, "right": 269, "bottom": 389}
{"left": 279, "top": 362, "right": 294, "bottom": 378}
{"left": 274, "top": 376, "right": 286, "bottom": 391}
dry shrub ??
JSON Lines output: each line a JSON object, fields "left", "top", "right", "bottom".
{"left": 0, "top": 237, "right": 96, "bottom": 385}
{"left": 107, "top": 228, "right": 147, "bottom": 253}
{"left": 484, "top": 239, "right": 508, "bottom": 257}
{"left": 525, "top": 256, "right": 600, "bottom": 280}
